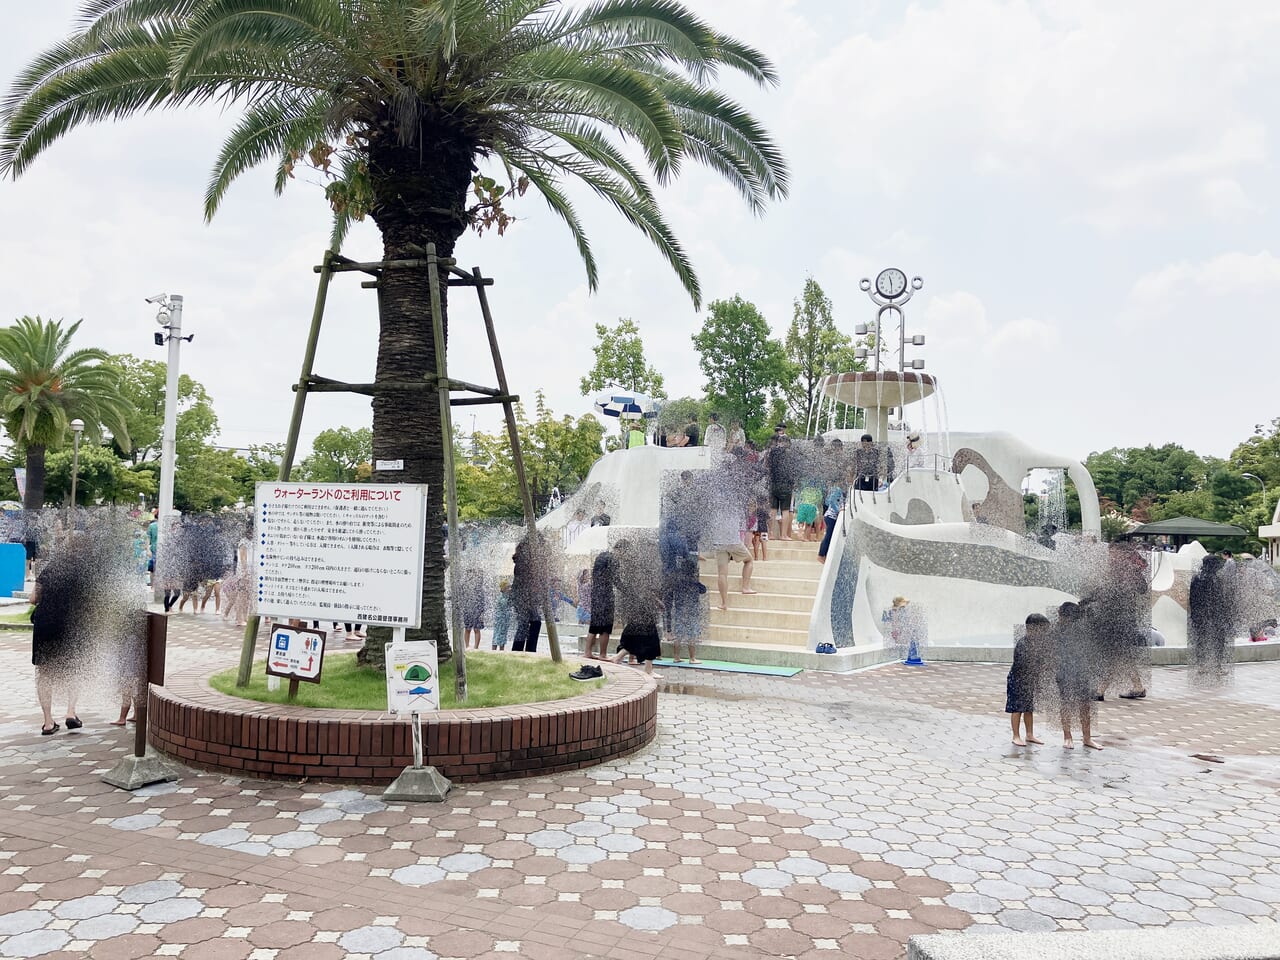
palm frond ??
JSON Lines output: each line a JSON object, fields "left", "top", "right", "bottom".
{"left": 204, "top": 89, "right": 330, "bottom": 218}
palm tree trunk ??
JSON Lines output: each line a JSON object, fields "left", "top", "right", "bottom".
{"left": 23, "top": 444, "right": 46, "bottom": 510}
{"left": 356, "top": 127, "right": 474, "bottom": 670}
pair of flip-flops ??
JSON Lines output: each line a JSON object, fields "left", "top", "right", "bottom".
{"left": 40, "top": 716, "right": 82, "bottom": 736}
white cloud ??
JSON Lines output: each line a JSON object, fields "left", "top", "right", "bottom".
{"left": 2, "top": 0, "right": 1280, "bottom": 466}
{"left": 789, "top": 0, "right": 1280, "bottom": 229}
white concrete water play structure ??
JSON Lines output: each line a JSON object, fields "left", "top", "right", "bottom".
{"left": 538, "top": 299, "right": 1273, "bottom": 670}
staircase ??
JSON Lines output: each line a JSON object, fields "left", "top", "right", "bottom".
{"left": 698, "top": 538, "right": 822, "bottom": 649}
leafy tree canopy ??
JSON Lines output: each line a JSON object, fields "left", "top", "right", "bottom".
{"left": 299, "top": 427, "right": 373, "bottom": 483}
{"left": 456, "top": 392, "right": 604, "bottom": 518}
{"left": 691, "top": 295, "right": 788, "bottom": 437}
{"left": 781, "top": 278, "right": 858, "bottom": 431}
{"left": 106, "top": 355, "right": 218, "bottom": 465}
{"left": 579, "top": 319, "right": 667, "bottom": 399}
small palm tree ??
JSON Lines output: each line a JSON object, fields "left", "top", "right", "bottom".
{"left": 1, "top": 1, "right": 787, "bottom": 646}
{"left": 0, "top": 316, "right": 133, "bottom": 509}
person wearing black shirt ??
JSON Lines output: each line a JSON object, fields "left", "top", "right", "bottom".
{"left": 683, "top": 416, "right": 700, "bottom": 447}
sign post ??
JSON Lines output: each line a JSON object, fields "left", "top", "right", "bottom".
{"left": 102, "top": 612, "right": 179, "bottom": 790}
{"left": 382, "top": 627, "right": 450, "bottom": 802}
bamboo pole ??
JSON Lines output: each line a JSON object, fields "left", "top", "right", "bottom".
{"left": 427, "top": 246, "right": 468, "bottom": 702}
{"left": 235, "top": 249, "right": 336, "bottom": 687}
{"left": 472, "top": 267, "right": 562, "bottom": 662}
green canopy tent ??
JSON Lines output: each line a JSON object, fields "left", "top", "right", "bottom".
{"left": 1122, "top": 517, "right": 1248, "bottom": 549}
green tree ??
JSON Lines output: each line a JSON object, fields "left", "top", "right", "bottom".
{"left": 106, "top": 355, "right": 219, "bottom": 465}
{"left": 1084, "top": 444, "right": 1209, "bottom": 515}
{"left": 3, "top": 0, "right": 786, "bottom": 653}
{"left": 175, "top": 446, "right": 245, "bottom": 513}
{"left": 782, "top": 278, "right": 858, "bottom": 432}
{"left": 44, "top": 443, "right": 157, "bottom": 506}
{"left": 691, "top": 296, "right": 788, "bottom": 436}
{"left": 298, "top": 428, "right": 373, "bottom": 483}
{"left": 454, "top": 393, "right": 604, "bottom": 518}
{"left": 579, "top": 319, "right": 667, "bottom": 399}
{"left": 0, "top": 316, "right": 133, "bottom": 509}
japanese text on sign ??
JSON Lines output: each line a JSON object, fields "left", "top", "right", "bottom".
{"left": 255, "top": 481, "right": 428, "bottom": 628}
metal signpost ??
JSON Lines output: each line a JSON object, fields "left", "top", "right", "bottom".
{"left": 383, "top": 637, "right": 450, "bottom": 802}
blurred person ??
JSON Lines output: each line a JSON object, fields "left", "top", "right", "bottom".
{"left": 1006, "top": 614, "right": 1051, "bottom": 746}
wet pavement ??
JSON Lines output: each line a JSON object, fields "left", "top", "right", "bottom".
{"left": 1, "top": 614, "right": 1278, "bottom": 959}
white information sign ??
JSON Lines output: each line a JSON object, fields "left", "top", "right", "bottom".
{"left": 386, "top": 640, "right": 440, "bottom": 714}
{"left": 265, "top": 625, "right": 327, "bottom": 683}
{"left": 374, "top": 459, "right": 404, "bottom": 471}
{"left": 254, "top": 481, "right": 428, "bottom": 627}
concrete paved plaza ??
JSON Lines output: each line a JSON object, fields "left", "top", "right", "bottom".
{"left": 1, "top": 616, "right": 1277, "bottom": 959}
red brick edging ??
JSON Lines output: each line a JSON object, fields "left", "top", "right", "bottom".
{"left": 148, "top": 663, "right": 657, "bottom": 784}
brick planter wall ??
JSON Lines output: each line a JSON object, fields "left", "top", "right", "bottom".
{"left": 148, "top": 663, "right": 657, "bottom": 784}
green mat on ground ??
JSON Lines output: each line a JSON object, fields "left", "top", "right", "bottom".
{"left": 653, "top": 658, "right": 802, "bottom": 677}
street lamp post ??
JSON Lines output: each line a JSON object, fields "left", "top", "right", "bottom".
{"left": 148, "top": 294, "right": 192, "bottom": 599}
{"left": 69, "top": 418, "right": 84, "bottom": 506}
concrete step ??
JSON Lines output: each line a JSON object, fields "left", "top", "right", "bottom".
{"left": 707, "top": 622, "right": 811, "bottom": 647}
{"left": 707, "top": 606, "right": 811, "bottom": 630}
{"left": 698, "top": 574, "right": 820, "bottom": 596}
{"left": 751, "top": 542, "right": 825, "bottom": 560}
{"left": 700, "top": 591, "right": 815, "bottom": 613}
{"left": 698, "top": 558, "right": 820, "bottom": 580}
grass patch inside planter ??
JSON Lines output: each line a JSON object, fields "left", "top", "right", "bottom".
{"left": 209, "top": 650, "right": 604, "bottom": 710}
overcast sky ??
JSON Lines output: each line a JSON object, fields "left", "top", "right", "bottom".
{"left": 2, "top": 0, "right": 1278, "bottom": 466}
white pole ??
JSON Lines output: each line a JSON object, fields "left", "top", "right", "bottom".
{"left": 156, "top": 295, "right": 183, "bottom": 596}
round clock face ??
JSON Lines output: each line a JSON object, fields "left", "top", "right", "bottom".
{"left": 875, "top": 268, "right": 907, "bottom": 299}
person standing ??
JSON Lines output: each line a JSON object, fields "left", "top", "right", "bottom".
{"left": 491, "top": 578, "right": 513, "bottom": 650}
{"left": 584, "top": 548, "right": 617, "bottom": 660}
{"left": 817, "top": 483, "right": 843, "bottom": 563}
{"left": 766, "top": 433, "right": 794, "bottom": 540}
{"left": 683, "top": 415, "right": 700, "bottom": 447}
{"left": 461, "top": 567, "right": 488, "bottom": 650}
{"left": 704, "top": 413, "right": 727, "bottom": 459}
{"left": 727, "top": 419, "right": 746, "bottom": 453}
{"left": 627, "top": 421, "right": 646, "bottom": 448}
{"left": 563, "top": 508, "right": 588, "bottom": 548}
{"left": 511, "top": 532, "right": 547, "bottom": 653}
{"left": 30, "top": 541, "right": 85, "bottom": 735}
{"left": 1006, "top": 614, "right": 1050, "bottom": 746}
{"left": 706, "top": 486, "right": 757, "bottom": 610}
{"left": 851, "top": 434, "right": 880, "bottom": 491}
{"left": 1055, "top": 602, "right": 1102, "bottom": 750}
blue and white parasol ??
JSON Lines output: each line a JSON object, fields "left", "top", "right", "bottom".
{"left": 592, "top": 389, "right": 659, "bottom": 420}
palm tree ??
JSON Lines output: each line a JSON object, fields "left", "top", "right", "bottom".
{"left": 0, "top": 316, "right": 133, "bottom": 509}
{"left": 1, "top": 0, "right": 788, "bottom": 647}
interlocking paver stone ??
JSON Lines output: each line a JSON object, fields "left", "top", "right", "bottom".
{"left": 1, "top": 615, "right": 1279, "bottom": 960}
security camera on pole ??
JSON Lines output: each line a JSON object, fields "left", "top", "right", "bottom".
{"left": 149, "top": 294, "right": 193, "bottom": 600}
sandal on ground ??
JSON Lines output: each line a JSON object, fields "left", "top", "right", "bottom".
{"left": 65, "top": 716, "right": 83, "bottom": 730}
{"left": 1119, "top": 690, "right": 1147, "bottom": 699}
{"left": 41, "top": 723, "right": 59, "bottom": 736}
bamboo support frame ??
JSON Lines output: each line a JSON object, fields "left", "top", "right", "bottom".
{"left": 472, "top": 265, "right": 562, "bottom": 662}
{"left": 427, "top": 245, "right": 469, "bottom": 702}
{"left": 236, "top": 249, "right": 336, "bottom": 686}
{"left": 236, "top": 246, "right": 550, "bottom": 691}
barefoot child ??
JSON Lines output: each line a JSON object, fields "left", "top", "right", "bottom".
{"left": 751, "top": 497, "right": 769, "bottom": 561}
{"left": 1055, "top": 602, "right": 1103, "bottom": 750}
{"left": 1006, "top": 613, "right": 1049, "bottom": 746}
{"left": 491, "top": 578, "right": 512, "bottom": 650}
